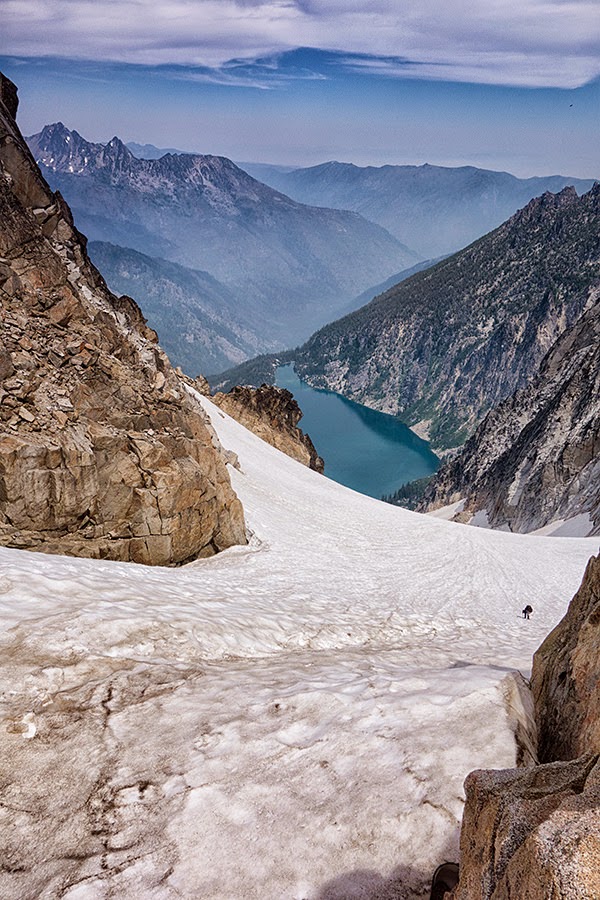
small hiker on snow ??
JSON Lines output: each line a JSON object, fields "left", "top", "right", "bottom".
{"left": 522, "top": 604, "right": 533, "bottom": 619}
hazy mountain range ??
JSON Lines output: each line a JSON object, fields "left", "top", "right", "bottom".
{"left": 130, "top": 140, "right": 599, "bottom": 538}
{"left": 27, "top": 124, "right": 418, "bottom": 351}
{"left": 240, "top": 160, "right": 596, "bottom": 258}
{"left": 127, "top": 143, "right": 595, "bottom": 261}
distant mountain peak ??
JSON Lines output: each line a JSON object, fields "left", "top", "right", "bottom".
{"left": 39, "top": 121, "right": 70, "bottom": 137}
{"left": 107, "top": 135, "right": 127, "bottom": 150}
{"left": 27, "top": 124, "right": 140, "bottom": 177}
{"left": 25, "top": 122, "right": 418, "bottom": 350}
{"left": 126, "top": 140, "right": 192, "bottom": 159}
{"left": 28, "top": 123, "right": 250, "bottom": 183}
{"left": 103, "top": 135, "right": 134, "bottom": 164}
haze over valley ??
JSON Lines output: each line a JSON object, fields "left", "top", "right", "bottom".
{"left": 26, "top": 123, "right": 419, "bottom": 361}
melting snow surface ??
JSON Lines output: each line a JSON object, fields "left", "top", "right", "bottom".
{"left": 0, "top": 395, "right": 597, "bottom": 899}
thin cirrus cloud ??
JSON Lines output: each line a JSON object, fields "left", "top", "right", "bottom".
{"left": 2, "top": 0, "right": 599, "bottom": 88}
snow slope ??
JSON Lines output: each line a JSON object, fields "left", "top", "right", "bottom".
{"left": 0, "top": 394, "right": 597, "bottom": 900}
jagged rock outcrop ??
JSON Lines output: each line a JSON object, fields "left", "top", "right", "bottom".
{"left": 452, "top": 558, "right": 600, "bottom": 899}
{"left": 294, "top": 185, "right": 600, "bottom": 451}
{"left": 531, "top": 554, "right": 600, "bottom": 762}
{"left": 0, "top": 73, "right": 246, "bottom": 565}
{"left": 454, "top": 755, "right": 600, "bottom": 900}
{"left": 212, "top": 385, "right": 324, "bottom": 473}
{"left": 421, "top": 295, "right": 600, "bottom": 535}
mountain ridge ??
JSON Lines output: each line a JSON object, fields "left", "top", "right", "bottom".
{"left": 27, "top": 124, "right": 420, "bottom": 348}
{"left": 242, "top": 158, "right": 596, "bottom": 258}
{"left": 292, "top": 184, "right": 600, "bottom": 451}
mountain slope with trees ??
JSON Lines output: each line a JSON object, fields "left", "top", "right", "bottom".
{"left": 293, "top": 185, "right": 600, "bottom": 451}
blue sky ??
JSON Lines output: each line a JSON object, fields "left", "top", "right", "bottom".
{"left": 1, "top": 1, "right": 598, "bottom": 177}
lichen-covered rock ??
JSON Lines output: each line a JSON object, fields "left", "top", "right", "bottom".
{"left": 0, "top": 72, "right": 246, "bottom": 564}
{"left": 453, "top": 755, "right": 600, "bottom": 900}
{"left": 531, "top": 554, "right": 600, "bottom": 763}
{"left": 212, "top": 384, "right": 324, "bottom": 473}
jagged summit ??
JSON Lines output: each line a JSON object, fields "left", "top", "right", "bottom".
{"left": 29, "top": 121, "right": 312, "bottom": 202}
{"left": 508, "top": 183, "right": 592, "bottom": 223}
{"left": 30, "top": 122, "right": 110, "bottom": 173}
{"left": 26, "top": 121, "right": 419, "bottom": 348}
{"left": 38, "top": 121, "right": 71, "bottom": 139}
{"left": 29, "top": 124, "right": 154, "bottom": 183}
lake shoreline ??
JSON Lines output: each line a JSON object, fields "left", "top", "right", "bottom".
{"left": 275, "top": 364, "right": 439, "bottom": 500}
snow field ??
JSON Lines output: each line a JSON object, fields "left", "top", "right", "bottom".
{"left": 0, "top": 393, "right": 597, "bottom": 899}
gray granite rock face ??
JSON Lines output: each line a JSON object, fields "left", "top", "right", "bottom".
{"left": 531, "top": 554, "right": 600, "bottom": 762}
{"left": 421, "top": 288, "right": 600, "bottom": 535}
{"left": 454, "top": 755, "right": 600, "bottom": 900}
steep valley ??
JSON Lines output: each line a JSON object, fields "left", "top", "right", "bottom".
{"left": 293, "top": 185, "right": 600, "bottom": 452}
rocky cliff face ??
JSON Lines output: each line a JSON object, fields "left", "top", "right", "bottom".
{"left": 212, "top": 385, "right": 324, "bottom": 473}
{"left": 421, "top": 295, "right": 600, "bottom": 535}
{"left": 531, "top": 554, "right": 600, "bottom": 762}
{"left": 452, "top": 556, "right": 600, "bottom": 899}
{"left": 294, "top": 185, "right": 600, "bottom": 452}
{"left": 454, "top": 754, "right": 600, "bottom": 900}
{"left": 0, "top": 73, "right": 246, "bottom": 565}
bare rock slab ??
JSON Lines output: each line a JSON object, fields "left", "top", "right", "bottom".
{"left": 531, "top": 553, "right": 600, "bottom": 762}
{"left": 454, "top": 754, "right": 600, "bottom": 900}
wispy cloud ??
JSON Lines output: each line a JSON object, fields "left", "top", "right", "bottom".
{"left": 2, "top": 0, "right": 599, "bottom": 88}
{"left": 163, "top": 56, "right": 327, "bottom": 89}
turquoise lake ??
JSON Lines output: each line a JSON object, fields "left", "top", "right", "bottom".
{"left": 275, "top": 365, "right": 439, "bottom": 499}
